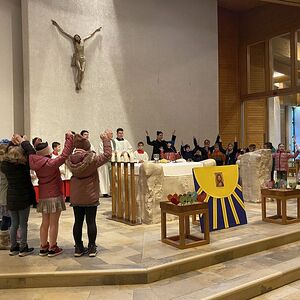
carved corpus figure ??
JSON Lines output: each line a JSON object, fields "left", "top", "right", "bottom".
{"left": 51, "top": 20, "right": 102, "bottom": 92}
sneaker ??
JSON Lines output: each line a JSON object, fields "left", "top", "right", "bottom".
{"left": 74, "top": 245, "right": 88, "bottom": 257}
{"left": 39, "top": 242, "right": 49, "bottom": 256}
{"left": 48, "top": 244, "right": 63, "bottom": 257}
{"left": 9, "top": 243, "right": 20, "bottom": 256}
{"left": 19, "top": 245, "right": 34, "bottom": 257}
{"left": 88, "top": 244, "right": 97, "bottom": 257}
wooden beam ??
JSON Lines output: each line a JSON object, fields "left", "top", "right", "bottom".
{"left": 241, "top": 86, "right": 300, "bottom": 101}
{"left": 260, "top": 0, "right": 300, "bottom": 8}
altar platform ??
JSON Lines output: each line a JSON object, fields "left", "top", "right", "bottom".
{"left": 1, "top": 198, "right": 300, "bottom": 290}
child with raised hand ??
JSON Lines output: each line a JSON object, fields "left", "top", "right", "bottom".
{"left": 180, "top": 142, "right": 194, "bottom": 162}
{"left": 219, "top": 136, "right": 238, "bottom": 165}
{"left": 66, "top": 130, "right": 112, "bottom": 257}
{"left": 209, "top": 143, "right": 226, "bottom": 166}
{"left": 272, "top": 142, "right": 300, "bottom": 181}
{"left": 1, "top": 135, "right": 36, "bottom": 256}
{"left": 20, "top": 131, "right": 74, "bottom": 257}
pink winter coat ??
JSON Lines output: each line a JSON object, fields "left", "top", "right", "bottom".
{"left": 272, "top": 151, "right": 299, "bottom": 172}
{"left": 29, "top": 135, "right": 74, "bottom": 200}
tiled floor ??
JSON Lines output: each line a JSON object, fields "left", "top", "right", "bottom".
{"left": 0, "top": 198, "right": 299, "bottom": 274}
{"left": 1, "top": 199, "right": 300, "bottom": 299}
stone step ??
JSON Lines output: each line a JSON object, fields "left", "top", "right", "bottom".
{"left": 2, "top": 241, "right": 300, "bottom": 299}
{"left": 173, "top": 241, "right": 300, "bottom": 300}
{"left": 1, "top": 228, "right": 300, "bottom": 290}
{"left": 252, "top": 279, "right": 300, "bottom": 300}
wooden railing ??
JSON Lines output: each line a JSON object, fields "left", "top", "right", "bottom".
{"left": 111, "top": 155, "right": 139, "bottom": 225}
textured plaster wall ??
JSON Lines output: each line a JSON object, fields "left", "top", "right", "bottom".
{"left": 23, "top": 0, "right": 218, "bottom": 150}
{"left": 0, "top": 0, "right": 23, "bottom": 139}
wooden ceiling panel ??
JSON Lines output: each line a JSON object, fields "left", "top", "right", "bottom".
{"left": 218, "top": 0, "right": 264, "bottom": 11}
{"left": 218, "top": 0, "right": 300, "bottom": 12}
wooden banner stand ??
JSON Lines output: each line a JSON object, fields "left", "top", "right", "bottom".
{"left": 110, "top": 161, "right": 140, "bottom": 225}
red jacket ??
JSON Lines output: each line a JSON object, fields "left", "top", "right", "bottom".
{"left": 272, "top": 151, "right": 299, "bottom": 172}
{"left": 29, "top": 135, "right": 74, "bottom": 200}
{"left": 66, "top": 139, "right": 112, "bottom": 206}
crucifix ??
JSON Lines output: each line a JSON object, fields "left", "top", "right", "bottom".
{"left": 51, "top": 20, "right": 102, "bottom": 92}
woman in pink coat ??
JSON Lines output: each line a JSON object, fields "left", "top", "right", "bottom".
{"left": 21, "top": 132, "right": 74, "bottom": 257}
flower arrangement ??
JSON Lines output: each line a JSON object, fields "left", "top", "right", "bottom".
{"left": 167, "top": 191, "right": 206, "bottom": 205}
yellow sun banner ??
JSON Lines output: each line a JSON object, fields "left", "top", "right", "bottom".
{"left": 193, "top": 165, "right": 247, "bottom": 231}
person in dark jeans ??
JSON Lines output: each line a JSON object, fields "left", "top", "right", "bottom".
{"left": 1, "top": 139, "right": 36, "bottom": 256}
{"left": 0, "top": 143, "right": 11, "bottom": 250}
{"left": 67, "top": 131, "right": 112, "bottom": 257}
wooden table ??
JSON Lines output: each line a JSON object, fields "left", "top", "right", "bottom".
{"left": 261, "top": 189, "right": 300, "bottom": 225}
{"left": 160, "top": 201, "right": 209, "bottom": 249}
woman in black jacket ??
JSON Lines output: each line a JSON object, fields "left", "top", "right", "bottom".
{"left": 0, "top": 138, "right": 36, "bottom": 256}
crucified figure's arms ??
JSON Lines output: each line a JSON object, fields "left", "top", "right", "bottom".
{"left": 83, "top": 27, "right": 102, "bottom": 42}
{"left": 51, "top": 19, "right": 73, "bottom": 40}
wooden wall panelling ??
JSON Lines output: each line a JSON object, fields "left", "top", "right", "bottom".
{"left": 218, "top": 8, "right": 241, "bottom": 146}
{"left": 244, "top": 98, "right": 267, "bottom": 147}
{"left": 239, "top": 3, "right": 300, "bottom": 96}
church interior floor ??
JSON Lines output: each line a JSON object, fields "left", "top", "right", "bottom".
{"left": 1, "top": 198, "right": 300, "bottom": 299}
{"left": 1, "top": 234, "right": 300, "bottom": 299}
{"left": 0, "top": 198, "right": 299, "bottom": 273}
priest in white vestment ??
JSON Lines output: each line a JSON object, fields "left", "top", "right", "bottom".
{"left": 114, "top": 128, "right": 133, "bottom": 155}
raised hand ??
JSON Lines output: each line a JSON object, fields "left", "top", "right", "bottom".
{"left": 145, "top": 130, "right": 149, "bottom": 136}
{"left": 12, "top": 134, "right": 25, "bottom": 145}
{"left": 104, "top": 129, "right": 113, "bottom": 140}
{"left": 51, "top": 19, "right": 58, "bottom": 26}
{"left": 100, "top": 129, "right": 113, "bottom": 140}
{"left": 172, "top": 130, "right": 176, "bottom": 135}
{"left": 66, "top": 131, "right": 74, "bottom": 138}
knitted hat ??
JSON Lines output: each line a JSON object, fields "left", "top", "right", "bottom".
{"left": 74, "top": 134, "right": 91, "bottom": 151}
{"left": 35, "top": 142, "right": 52, "bottom": 156}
